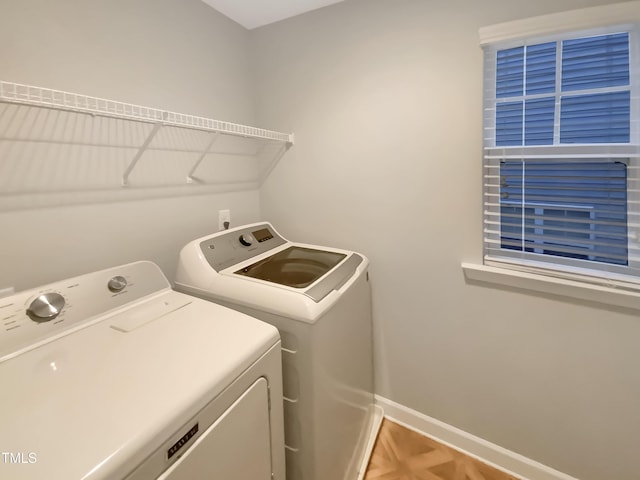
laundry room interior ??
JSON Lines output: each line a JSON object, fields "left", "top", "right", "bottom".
{"left": 1, "top": 1, "right": 639, "bottom": 480}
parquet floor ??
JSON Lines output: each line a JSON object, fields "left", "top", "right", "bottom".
{"left": 364, "top": 419, "right": 521, "bottom": 480}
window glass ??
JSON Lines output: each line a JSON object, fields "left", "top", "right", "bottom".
{"left": 560, "top": 91, "right": 631, "bottom": 143}
{"left": 496, "top": 101, "right": 523, "bottom": 146}
{"left": 494, "top": 33, "right": 631, "bottom": 146}
{"left": 525, "top": 42, "right": 556, "bottom": 95}
{"left": 496, "top": 46, "right": 524, "bottom": 97}
{"left": 561, "top": 33, "right": 630, "bottom": 91}
{"left": 525, "top": 97, "right": 555, "bottom": 145}
{"left": 499, "top": 161, "right": 628, "bottom": 266}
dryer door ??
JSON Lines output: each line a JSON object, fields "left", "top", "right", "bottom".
{"left": 158, "top": 377, "right": 272, "bottom": 480}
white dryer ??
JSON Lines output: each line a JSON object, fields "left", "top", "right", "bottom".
{"left": 175, "top": 222, "right": 383, "bottom": 480}
{"left": 0, "top": 261, "right": 285, "bottom": 480}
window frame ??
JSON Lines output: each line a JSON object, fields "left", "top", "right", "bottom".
{"left": 482, "top": 23, "right": 640, "bottom": 284}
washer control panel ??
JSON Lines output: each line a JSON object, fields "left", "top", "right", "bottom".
{"left": 199, "top": 223, "right": 287, "bottom": 272}
{"left": 0, "top": 262, "right": 169, "bottom": 362}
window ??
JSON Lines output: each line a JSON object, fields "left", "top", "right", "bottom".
{"left": 483, "top": 26, "right": 640, "bottom": 282}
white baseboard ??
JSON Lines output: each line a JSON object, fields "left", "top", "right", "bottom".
{"left": 374, "top": 395, "right": 580, "bottom": 480}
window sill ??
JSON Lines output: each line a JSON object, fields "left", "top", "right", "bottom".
{"left": 461, "top": 262, "right": 640, "bottom": 312}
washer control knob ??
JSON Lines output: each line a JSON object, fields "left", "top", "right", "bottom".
{"left": 239, "top": 234, "right": 253, "bottom": 247}
{"left": 108, "top": 276, "right": 128, "bottom": 293}
{"left": 27, "top": 293, "right": 65, "bottom": 323}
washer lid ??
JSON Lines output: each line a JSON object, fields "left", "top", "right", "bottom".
{"left": 0, "top": 291, "right": 279, "bottom": 480}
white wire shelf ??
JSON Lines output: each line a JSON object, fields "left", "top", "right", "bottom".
{"left": 0, "top": 80, "right": 294, "bottom": 187}
{"left": 0, "top": 81, "right": 294, "bottom": 143}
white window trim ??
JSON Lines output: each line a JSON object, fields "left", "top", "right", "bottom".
{"left": 471, "top": 1, "right": 640, "bottom": 308}
{"left": 461, "top": 262, "right": 640, "bottom": 311}
{"left": 479, "top": 1, "right": 640, "bottom": 46}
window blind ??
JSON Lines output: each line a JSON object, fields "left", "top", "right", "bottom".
{"left": 483, "top": 28, "right": 640, "bottom": 282}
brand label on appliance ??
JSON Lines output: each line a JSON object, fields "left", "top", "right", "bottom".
{"left": 167, "top": 423, "right": 199, "bottom": 460}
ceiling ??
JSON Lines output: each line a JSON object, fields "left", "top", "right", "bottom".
{"left": 200, "top": 0, "right": 345, "bottom": 30}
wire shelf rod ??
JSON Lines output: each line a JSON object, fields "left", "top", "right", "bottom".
{"left": 0, "top": 137, "right": 275, "bottom": 156}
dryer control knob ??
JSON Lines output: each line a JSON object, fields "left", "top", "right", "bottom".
{"left": 108, "top": 276, "right": 127, "bottom": 293}
{"left": 239, "top": 234, "right": 253, "bottom": 247}
{"left": 27, "top": 293, "right": 65, "bottom": 323}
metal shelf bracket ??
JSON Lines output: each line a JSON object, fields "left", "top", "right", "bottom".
{"left": 122, "top": 121, "right": 163, "bottom": 186}
{"left": 186, "top": 132, "right": 220, "bottom": 183}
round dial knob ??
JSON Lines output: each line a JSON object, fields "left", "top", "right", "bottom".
{"left": 108, "top": 276, "right": 127, "bottom": 293}
{"left": 239, "top": 234, "right": 253, "bottom": 247}
{"left": 27, "top": 293, "right": 65, "bottom": 323}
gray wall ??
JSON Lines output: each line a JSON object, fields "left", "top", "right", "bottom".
{"left": 251, "top": 1, "right": 640, "bottom": 479}
{"left": 0, "top": 0, "right": 261, "bottom": 290}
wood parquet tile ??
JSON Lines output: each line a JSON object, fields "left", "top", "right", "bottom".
{"left": 364, "top": 419, "right": 521, "bottom": 480}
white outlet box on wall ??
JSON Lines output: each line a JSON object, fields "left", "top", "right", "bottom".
{"left": 218, "top": 209, "right": 231, "bottom": 231}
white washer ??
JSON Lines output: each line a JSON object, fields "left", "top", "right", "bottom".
{"left": 0, "top": 261, "right": 285, "bottom": 480}
{"left": 175, "top": 222, "right": 383, "bottom": 480}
